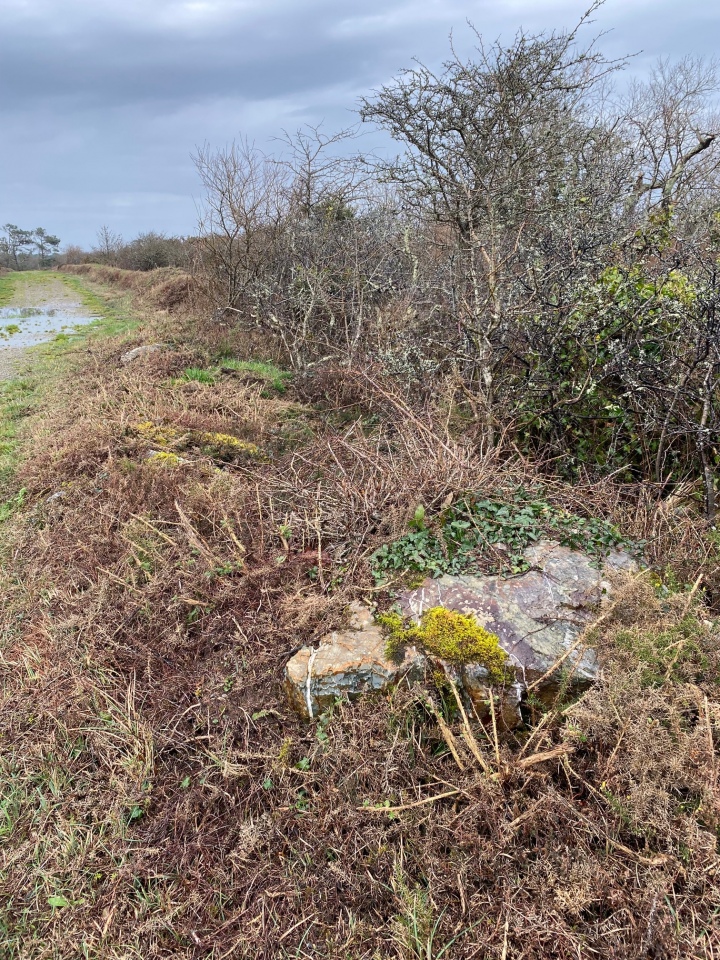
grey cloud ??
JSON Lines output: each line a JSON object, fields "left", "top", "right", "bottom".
{"left": 1, "top": 0, "right": 718, "bottom": 246}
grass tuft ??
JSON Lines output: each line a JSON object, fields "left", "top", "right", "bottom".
{"left": 181, "top": 366, "right": 216, "bottom": 384}
{"left": 219, "top": 357, "right": 291, "bottom": 393}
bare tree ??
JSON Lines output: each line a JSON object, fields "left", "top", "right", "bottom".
{"left": 276, "top": 124, "right": 365, "bottom": 219}
{"left": 95, "top": 225, "right": 123, "bottom": 265}
{"left": 360, "top": 4, "right": 626, "bottom": 444}
{"left": 624, "top": 56, "right": 720, "bottom": 214}
{"left": 193, "top": 139, "right": 290, "bottom": 316}
{"left": 188, "top": 12, "right": 719, "bottom": 506}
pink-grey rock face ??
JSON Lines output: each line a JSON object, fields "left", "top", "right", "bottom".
{"left": 284, "top": 541, "right": 638, "bottom": 721}
{"left": 398, "top": 541, "right": 636, "bottom": 697}
{"left": 284, "top": 602, "right": 424, "bottom": 719}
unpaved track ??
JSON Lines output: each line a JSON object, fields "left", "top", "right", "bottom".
{"left": 0, "top": 274, "right": 93, "bottom": 379}
{"left": 0, "top": 346, "right": 25, "bottom": 381}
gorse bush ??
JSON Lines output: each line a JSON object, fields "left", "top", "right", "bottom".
{"left": 614, "top": 616, "right": 711, "bottom": 687}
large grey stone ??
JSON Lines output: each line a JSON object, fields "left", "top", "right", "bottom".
{"left": 285, "top": 542, "right": 638, "bottom": 722}
{"left": 399, "top": 541, "right": 637, "bottom": 699}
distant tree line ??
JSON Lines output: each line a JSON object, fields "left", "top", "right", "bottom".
{"left": 64, "top": 228, "right": 190, "bottom": 272}
{"left": 0, "top": 224, "right": 61, "bottom": 269}
{"left": 187, "top": 2, "right": 720, "bottom": 516}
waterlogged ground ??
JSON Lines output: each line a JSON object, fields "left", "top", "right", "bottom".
{"left": 0, "top": 274, "right": 99, "bottom": 378}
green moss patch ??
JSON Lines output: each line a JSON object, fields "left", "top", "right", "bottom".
{"left": 379, "top": 606, "right": 512, "bottom": 684}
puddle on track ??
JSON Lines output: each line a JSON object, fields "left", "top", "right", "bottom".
{"left": 0, "top": 304, "right": 99, "bottom": 350}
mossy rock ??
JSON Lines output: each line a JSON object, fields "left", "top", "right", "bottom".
{"left": 379, "top": 606, "right": 512, "bottom": 685}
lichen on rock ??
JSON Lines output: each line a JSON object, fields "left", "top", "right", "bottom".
{"left": 132, "top": 421, "right": 261, "bottom": 462}
{"left": 147, "top": 451, "right": 182, "bottom": 467}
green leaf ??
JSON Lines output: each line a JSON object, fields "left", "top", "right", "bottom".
{"left": 48, "top": 895, "right": 70, "bottom": 908}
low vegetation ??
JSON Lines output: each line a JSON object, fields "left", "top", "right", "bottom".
{"left": 0, "top": 260, "right": 716, "bottom": 959}
{"left": 1, "top": 4, "right": 719, "bottom": 958}
{"left": 370, "top": 491, "right": 637, "bottom": 582}
{"left": 0, "top": 274, "right": 16, "bottom": 306}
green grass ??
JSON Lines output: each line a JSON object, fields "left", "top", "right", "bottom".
{"left": 181, "top": 366, "right": 216, "bottom": 384}
{"left": 0, "top": 273, "right": 16, "bottom": 306}
{"left": 175, "top": 356, "right": 291, "bottom": 392}
{"left": 0, "top": 377, "right": 36, "bottom": 488}
{"left": 219, "top": 358, "right": 292, "bottom": 393}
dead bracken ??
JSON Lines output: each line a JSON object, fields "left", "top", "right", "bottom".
{"left": 0, "top": 267, "right": 718, "bottom": 960}
{"left": 3, "top": 9, "right": 720, "bottom": 952}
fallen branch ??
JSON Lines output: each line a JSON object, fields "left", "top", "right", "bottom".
{"left": 424, "top": 693, "right": 467, "bottom": 771}
{"left": 516, "top": 744, "right": 574, "bottom": 769}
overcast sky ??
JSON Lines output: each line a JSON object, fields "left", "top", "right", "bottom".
{"left": 1, "top": 0, "right": 719, "bottom": 248}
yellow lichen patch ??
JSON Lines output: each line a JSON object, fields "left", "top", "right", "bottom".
{"left": 199, "top": 432, "right": 261, "bottom": 458}
{"left": 133, "top": 421, "right": 182, "bottom": 446}
{"left": 378, "top": 606, "right": 511, "bottom": 683}
{"left": 147, "top": 451, "right": 181, "bottom": 467}
{"left": 133, "top": 423, "right": 262, "bottom": 462}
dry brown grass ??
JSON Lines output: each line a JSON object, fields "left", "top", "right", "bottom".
{"left": 61, "top": 262, "right": 198, "bottom": 312}
{"left": 0, "top": 273, "right": 718, "bottom": 958}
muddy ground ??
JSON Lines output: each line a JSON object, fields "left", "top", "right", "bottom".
{"left": 0, "top": 273, "right": 98, "bottom": 378}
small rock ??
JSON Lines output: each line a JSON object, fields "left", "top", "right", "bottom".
{"left": 144, "top": 449, "right": 191, "bottom": 464}
{"left": 285, "top": 602, "right": 425, "bottom": 719}
{"left": 120, "top": 344, "right": 167, "bottom": 364}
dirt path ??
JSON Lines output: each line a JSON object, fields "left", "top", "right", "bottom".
{"left": 0, "top": 273, "right": 98, "bottom": 379}
{"left": 0, "top": 346, "right": 26, "bottom": 381}
{"left": 3, "top": 274, "right": 87, "bottom": 312}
